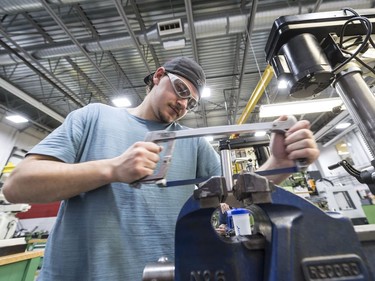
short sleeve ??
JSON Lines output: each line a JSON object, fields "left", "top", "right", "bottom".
{"left": 27, "top": 105, "right": 96, "bottom": 163}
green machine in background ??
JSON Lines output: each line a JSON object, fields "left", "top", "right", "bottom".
{"left": 0, "top": 251, "right": 43, "bottom": 281}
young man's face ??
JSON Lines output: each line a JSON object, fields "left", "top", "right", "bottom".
{"left": 151, "top": 68, "right": 200, "bottom": 123}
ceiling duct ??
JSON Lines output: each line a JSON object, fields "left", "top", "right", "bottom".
{"left": 158, "top": 19, "right": 183, "bottom": 37}
{"left": 0, "top": 15, "right": 248, "bottom": 65}
{"left": 0, "top": 0, "right": 369, "bottom": 66}
{"left": 0, "top": 0, "right": 94, "bottom": 14}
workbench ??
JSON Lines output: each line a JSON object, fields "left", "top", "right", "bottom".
{"left": 0, "top": 251, "right": 43, "bottom": 281}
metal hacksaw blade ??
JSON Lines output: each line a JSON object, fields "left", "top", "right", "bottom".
{"left": 158, "top": 166, "right": 300, "bottom": 187}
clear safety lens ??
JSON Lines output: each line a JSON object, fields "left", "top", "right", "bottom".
{"left": 167, "top": 73, "right": 198, "bottom": 110}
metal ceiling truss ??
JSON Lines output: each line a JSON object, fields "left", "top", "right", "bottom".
{"left": 0, "top": 0, "right": 373, "bottom": 142}
{"left": 233, "top": 0, "right": 258, "bottom": 123}
{"left": 41, "top": 0, "right": 120, "bottom": 99}
{"left": 21, "top": 10, "right": 107, "bottom": 105}
{"left": 0, "top": 27, "right": 85, "bottom": 107}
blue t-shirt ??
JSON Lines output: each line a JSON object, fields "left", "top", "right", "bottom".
{"left": 30, "top": 103, "right": 221, "bottom": 280}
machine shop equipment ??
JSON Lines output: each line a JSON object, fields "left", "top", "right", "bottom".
{"left": 143, "top": 8, "right": 375, "bottom": 281}
{"left": 141, "top": 119, "right": 375, "bottom": 280}
{"left": 265, "top": 7, "right": 375, "bottom": 194}
{"left": 0, "top": 193, "right": 30, "bottom": 239}
{"left": 314, "top": 177, "right": 369, "bottom": 225}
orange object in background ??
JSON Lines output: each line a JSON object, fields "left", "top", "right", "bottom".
{"left": 307, "top": 178, "right": 316, "bottom": 193}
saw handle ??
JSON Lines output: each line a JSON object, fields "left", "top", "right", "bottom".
{"left": 272, "top": 116, "right": 308, "bottom": 170}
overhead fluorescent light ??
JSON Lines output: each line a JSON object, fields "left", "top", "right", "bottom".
{"left": 163, "top": 39, "right": 185, "bottom": 50}
{"left": 112, "top": 97, "right": 131, "bottom": 107}
{"left": 259, "top": 97, "right": 344, "bottom": 118}
{"left": 205, "top": 136, "right": 213, "bottom": 142}
{"left": 278, "top": 80, "right": 288, "bottom": 89}
{"left": 6, "top": 115, "right": 28, "bottom": 123}
{"left": 201, "top": 87, "right": 211, "bottom": 98}
{"left": 335, "top": 122, "right": 351, "bottom": 129}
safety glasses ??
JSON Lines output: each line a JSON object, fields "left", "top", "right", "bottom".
{"left": 166, "top": 72, "right": 199, "bottom": 110}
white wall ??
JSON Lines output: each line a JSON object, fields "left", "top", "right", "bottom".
{"left": 346, "top": 129, "right": 373, "bottom": 169}
{"left": 0, "top": 120, "right": 48, "bottom": 171}
{"left": 316, "top": 127, "right": 373, "bottom": 178}
{"left": 318, "top": 143, "right": 344, "bottom": 178}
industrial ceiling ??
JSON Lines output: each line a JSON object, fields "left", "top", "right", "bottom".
{"left": 0, "top": 0, "right": 374, "bottom": 144}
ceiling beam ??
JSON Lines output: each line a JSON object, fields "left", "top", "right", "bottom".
{"left": 184, "top": 0, "right": 199, "bottom": 62}
{"left": 129, "top": 0, "right": 159, "bottom": 67}
{"left": 0, "top": 25, "right": 86, "bottom": 107}
{"left": 22, "top": 11, "right": 108, "bottom": 104}
{"left": 184, "top": 0, "right": 208, "bottom": 127}
{"left": 0, "top": 77, "right": 65, "bottom": 123}
{"left": 233, "top": 0, "right": 258, "bottom": 121}
{"left": 113, "top": 0, "right": 152, "bottom": 73}
{"left": 41, "top": 0, "right": 120, "bottom": 98}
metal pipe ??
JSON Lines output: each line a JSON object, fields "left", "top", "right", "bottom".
{"left": 334, "top": 67, "right": 375, "bottom": 157}
{"left": 220, "top": 149, "right": 234, "bottom": 191}
{"left": 236, "top": 64, "right": 274, "bottom": 125}
{"left": 233, "top": 0, "right": 258, "bottom": 121}
{"left": 184, "top": 0, "right": 199, "bottom": 62}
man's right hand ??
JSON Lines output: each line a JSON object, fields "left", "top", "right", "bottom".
{"left": 110, "top": 141, "right": 163, "bottom": 183}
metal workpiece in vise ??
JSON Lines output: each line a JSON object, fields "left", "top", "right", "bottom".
{"left": 193, "top": 176, "right": 228, "bottom": 204}
{"left": 232, "top": 172, "right": 276, "bottom": 205}
{"left": 191, "top": 172, "right": 276, "bottom": 209}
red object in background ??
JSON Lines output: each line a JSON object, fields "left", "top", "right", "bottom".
{"left": 16, "top": 202, "right": 60, "bottom": 219}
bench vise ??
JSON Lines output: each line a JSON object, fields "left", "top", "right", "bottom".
{"left": 144, "top": 173, "right": 375, "bottom": 280}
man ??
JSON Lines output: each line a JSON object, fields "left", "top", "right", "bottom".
{"left": 3, "top": 57, "right": 319, "bottom": 280}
